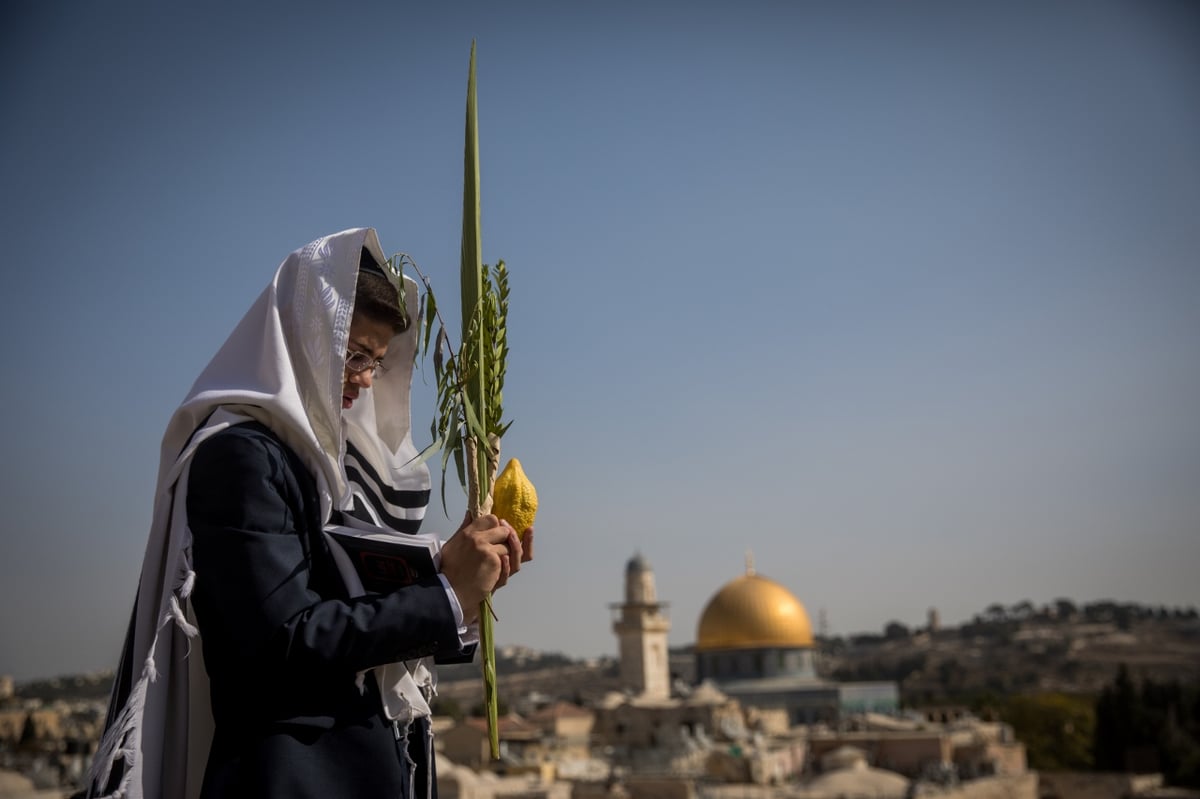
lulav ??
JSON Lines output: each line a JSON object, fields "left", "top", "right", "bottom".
{"left": 404, "top": 41, "right": 536, "bottom": 761}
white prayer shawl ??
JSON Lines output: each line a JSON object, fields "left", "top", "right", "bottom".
{"left": 88, "top": 228, "right": 434, "bottom": 799}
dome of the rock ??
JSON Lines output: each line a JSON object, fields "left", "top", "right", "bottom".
{"left": 695, "top": 571, "right": 813, "bottom": 651}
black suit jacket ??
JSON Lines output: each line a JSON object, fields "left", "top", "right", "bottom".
{"left": 187, "top": 422, "right": 467, "bottom": 798}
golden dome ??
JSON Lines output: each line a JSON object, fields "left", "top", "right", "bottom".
{"left": 695, "top": 570, "right": 813, "bottom": 651}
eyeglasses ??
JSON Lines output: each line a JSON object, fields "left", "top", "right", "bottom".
{"left": 345, "top": 350, "right": 387, "bottom": 375}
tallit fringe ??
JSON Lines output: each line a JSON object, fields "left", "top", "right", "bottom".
{"left": 87, "top": 670, "right": 146, "bottom": 799}
{"left": 167, "top": 569, "right": 199, "bottom": 639}
{"left": 88, "top": 569, "right": 199, "bottom": 798}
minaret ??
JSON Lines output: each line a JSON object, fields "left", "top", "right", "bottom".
{"left": 611, "top": 552, "right": 671, "bottom": 699}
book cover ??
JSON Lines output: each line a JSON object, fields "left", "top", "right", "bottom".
{"left": 325, "top": 523, "right": 443, "bottom": 594}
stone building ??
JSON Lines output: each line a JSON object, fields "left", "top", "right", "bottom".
{"left": 694, "top": 557, "right": 899, "bottom": 725}
{"left": 806, "top": 716, "right": 1027, "bottom": 781}
{"left": 609, "top": 553, "right": 671, "bottom": 701}
{"left": 525, "top": 701, "right": 594, "bottom": 761}
{"left": 439, "top": 713, "right": 545, "bottom": 773}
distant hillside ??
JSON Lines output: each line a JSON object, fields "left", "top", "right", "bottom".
{"left": 817, "top": 599, "right": 1200, "bottom": 706}
{"left": 13, "top": 671, "right": 114, "bottom": 704}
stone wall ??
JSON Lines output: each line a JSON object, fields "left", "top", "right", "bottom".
{"left": 1037, "top": 770, "right": 1164, "bottom": 799}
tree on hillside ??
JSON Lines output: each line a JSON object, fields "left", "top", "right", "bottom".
{"left": 1000, "top": 693, "right": 1094, "bottom": 770}
{"left": 1054, "top": 598, "right": 1077, "bottom": 620}
{"left": 1010, "top": 600, "right": 1035, "bottom": 621}
{"left": 1094, "top": 665, "right": 1200, "bottom": 788}
{"left": 1095, "top": 665, "right": 1146, "bottom": 771}
{"left": 431, "top": 696, "right": 465, "bottom": 721}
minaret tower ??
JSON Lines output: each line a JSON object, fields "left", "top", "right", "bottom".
{"left": 611, "top": 552, "right": 671, "bottom": 699}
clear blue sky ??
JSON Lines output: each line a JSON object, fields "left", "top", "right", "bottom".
{"left": 2, "top": 1, "right": 1197, "bottom": 681}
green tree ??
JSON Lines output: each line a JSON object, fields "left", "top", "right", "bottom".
{"left": 1094, "top": 664, "right": 1141, "bottom": 770}
{"left": 1093, "top": 666, "right": 1200, "bottom": 788}
{"left": 1000, "top": 693, "right": 1095, "bottom": 770}
{"left": 431, "top": 695, "right": 465, "bottom": 721}
{"left": 1010, "top": 599, "right": 1035, "bottom": 621}
{"left": 1053, "top": 597, "right": 1077, "bottom": 620}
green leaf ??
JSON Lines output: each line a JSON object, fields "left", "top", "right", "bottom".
{"left": 440, "top": 423, "right": 461, "bottom": 478}
{"left": 460, "top": 41, "right": 488, "bottom": 499}
{"left": 422, "top": 288, "right": 438, "bottom": 360}
{"left": 460, "top": 392, "right": 491, "bottom": 447}
{"left": 433, "top": 330, "right": 446, "bottom": 379}
{"left": 408, "top": 437, "right": 445, "bottom": 469}
{"left": 452, "top": 444, "right": 466, "bottom": 496}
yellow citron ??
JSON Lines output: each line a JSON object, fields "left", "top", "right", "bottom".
{"left": 491, "top": 458, "right": 538, "bottom": 532}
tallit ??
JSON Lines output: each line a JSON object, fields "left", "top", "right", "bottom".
{"left": 87, "top": 228, "right": 434, "bottom": 798}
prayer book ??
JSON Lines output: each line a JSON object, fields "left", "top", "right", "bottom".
{"left": 324, "top": 518, "right": 443, "bottom": 594}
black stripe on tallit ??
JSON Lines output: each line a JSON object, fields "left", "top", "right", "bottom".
{"left": 345, "top": 494, "right": 420, "bottom": 535}
{"left": 344, "top": 467, "right": 425, "bottom": 533}
{"left": 344, "top": 440, "right": 431, "bottom": 509}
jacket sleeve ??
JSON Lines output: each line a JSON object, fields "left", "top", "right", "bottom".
{"left": 187, "top": 426, "right": 468, "bottom": 677}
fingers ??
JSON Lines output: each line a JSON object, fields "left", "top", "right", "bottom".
{"left": 492, "top": 525, "right": 522, "bottom": 588}
{"left": 460, "top": 513, "right": 512, "bottom": 539}
{"left": 441, "top": 514, "right": 527, "bottom": 606}
{"left": 495, "top": 552, "right": 511, "bottom": 590}
{"left": 505, "top": 526, "right": 522, "bottom": 572}
{"left": 469, "top": 515, "right": 522, "bottom": 559}
{"left": 520, "top": 527, "right": 534, "bottom": 562}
